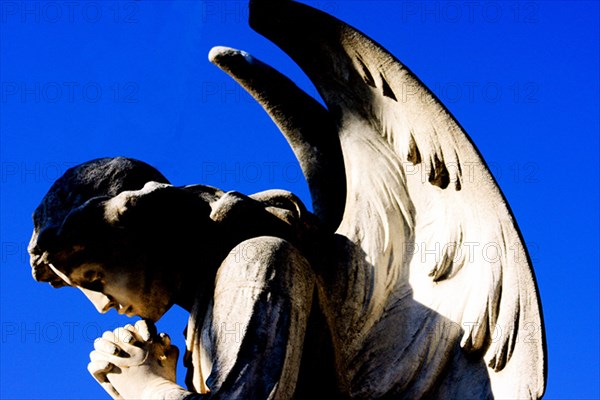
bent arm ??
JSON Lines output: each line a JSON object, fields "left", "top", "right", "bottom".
{"left": 185, "top": 236, "right": 315, "bottom": 400}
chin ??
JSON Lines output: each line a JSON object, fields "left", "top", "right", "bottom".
{"left": 139, "top": 305, "right": 171, "bottom": 323}
{"left": 135, "top": 311, "right": 159, "bottom": 323}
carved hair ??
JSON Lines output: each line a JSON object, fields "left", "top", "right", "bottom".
{"left": 28, "top": 157, "right": 170, "bottom": 287}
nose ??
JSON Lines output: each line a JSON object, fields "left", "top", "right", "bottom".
{"left": 78, "top": 287, "right": 116, "bottom": 313}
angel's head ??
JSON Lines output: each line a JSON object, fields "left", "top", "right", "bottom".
{"left": 27, "top": 157, "right": 216, "bottom": 321}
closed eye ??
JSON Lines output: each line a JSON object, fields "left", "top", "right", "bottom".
{"left": 81, "top": 279, "right": 104, "bottom": 292}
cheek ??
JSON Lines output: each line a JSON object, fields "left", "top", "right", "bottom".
{"left": 147, "top": 280, "right": 172, "bottom": 304}
{"left": 107, "top": 273, "right": 146, "bottom": 304}
{"left": 146, "top": 280, "right": 175, "bottom": 312}
{"left": 106, "top": 269, "right": 174, "bottom": 315}
{"left": 131, "top": 281, "right": 173, "bottom": 321}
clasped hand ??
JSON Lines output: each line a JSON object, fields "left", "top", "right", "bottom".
{"left": 88, "top": 320, "right": 180, "bottom": 400}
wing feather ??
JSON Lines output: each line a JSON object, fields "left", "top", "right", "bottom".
{"left": 218, "top": 1, "right": 545, "bottom": 397}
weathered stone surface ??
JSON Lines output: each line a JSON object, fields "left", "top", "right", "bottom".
{"left": 28, "top": 1, "right": 546, "bottom": 399}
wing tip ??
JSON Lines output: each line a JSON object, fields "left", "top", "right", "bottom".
{"left": 209, "top": 46, "right": 255, "bottom": 69}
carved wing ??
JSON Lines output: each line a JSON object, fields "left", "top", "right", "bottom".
{"left": 209, "top": 1, "right": 546, "bottom": 398}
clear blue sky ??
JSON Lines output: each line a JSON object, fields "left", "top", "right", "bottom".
{"left": 1, "top": 1, "right": 598, "bottom": 399}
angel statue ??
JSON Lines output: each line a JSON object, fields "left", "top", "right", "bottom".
{"left": 27, "top": 1, "right": 546, "bottom": 399}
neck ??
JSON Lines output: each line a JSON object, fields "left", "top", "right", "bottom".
{"left": 170, "top": 224, "right": 234, "bottom": 313}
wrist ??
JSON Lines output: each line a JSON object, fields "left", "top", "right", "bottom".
{"left": 141, "top": 379, "right": 191, "bottom": 400}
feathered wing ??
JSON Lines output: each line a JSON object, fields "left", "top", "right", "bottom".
{"left": 210, "top": 1, "right": 546, "bottom": 398}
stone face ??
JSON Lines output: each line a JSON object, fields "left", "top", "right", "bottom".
{"left": 28, "top": 1, "right": 546, "bottom": 399}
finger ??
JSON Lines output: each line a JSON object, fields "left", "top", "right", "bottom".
{"left": 95, "top": 338, "right": 145, "bottom": 361}
{"left": 114, "top": 339, "right": 146, "bottom": 361}
{"left": 90, "top": 350, "right": 114, "bottom": 364}
{"left": 87, "top": 360, "right": 113, "bottom": 383}
{"left": 115, "top": 326, "right": 146, "bottom": 346}
{"left": 91, "top": 349, "right": 139, "bottom": 368}
{"left": 102, "top": 330, "right": 116, "bottom": 342}
{"left": 123, "top": 323, "right": 140, "bottom": 340}
{"left": 135, "top": 319, "right": 156, "bottom": 341}
{"left": 113, "top": 327, "right": 136, "bottom": 345}
{"left": 123, "top": 324, "right": 138, "bottom": 341}
{"left": 159, "top": 332, "right": 171, "bottom": 347}
{"left": 94, "top": 338, "right": 121, "bottom": 356}
{"left": 112, "top": 327, "right": 148, "bottom": 362}
{"left": 123, "top": 323, "right": 135, "bottom": 331}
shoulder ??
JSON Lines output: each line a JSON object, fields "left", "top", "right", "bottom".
{"left": 225, "top": 236, "right": 306, "bottom": 265}
{"left": 216, "top": 236, "right": 314, "bottom": 297}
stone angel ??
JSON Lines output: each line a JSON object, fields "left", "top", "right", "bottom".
{"left": 27, "top": 1, "right": 546, "bottom": 399}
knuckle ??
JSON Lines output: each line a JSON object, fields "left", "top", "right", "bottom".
{"left": 134, "top": 319, "right": 146, "bottom": 327}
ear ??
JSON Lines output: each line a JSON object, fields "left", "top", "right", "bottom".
{"left": 56, "top": 182, "right": 174, "bottom": 244}
{"left": 102, "top": 181, "right": 172, "bottom": 225}
{"left": 53, "top": 182, "right": 176, "bottom": 248}
{"left": 31, "top": 181, "right": 212, "bottom": 284}
{"left": 102, "top": 181, "right": 212, "bottom": 231}
{"left": 57, "top": 182, "right": 187, "bottom": 234}
{"left": 52, "top": 181, "right": 214, "bottom": 273}
{"left": 54, "top": 196, "right": 113, "bottom": 248}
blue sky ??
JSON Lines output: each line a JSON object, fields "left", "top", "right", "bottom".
{"left": 1, "top": 1, "right": 598, "bottom": 399}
